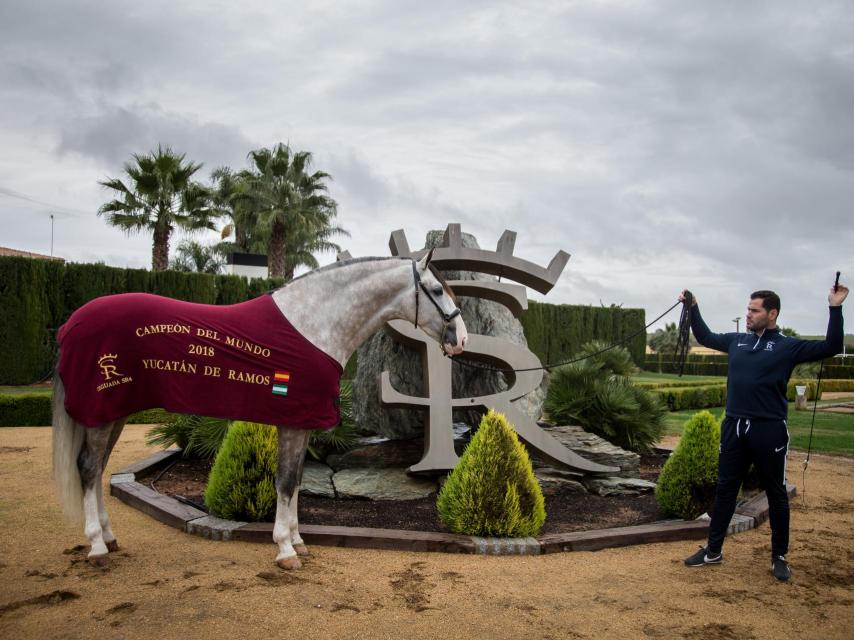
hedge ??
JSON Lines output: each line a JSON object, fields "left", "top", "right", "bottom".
{"left": 521, "top": 301, "right": 646, "bottom": 367}
{"left": 0, "top": 393, "right": 177, "bottom": 427}
{"left": 645, "top": 353, "right": 853, "bottom": 378}
{"left": 649, "top": 380, "right": 824, "bottom": 412}
{"left": 0, "top": 256, "right": 285, "bottom": 384}
{"left": 653, "top": 385, "right": 728, "bottom": 411}
{"left": 0, "top": 257, "right": 64, "bottom": 384}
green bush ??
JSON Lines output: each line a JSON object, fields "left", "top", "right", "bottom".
{"left": 655, "top": 410, "right": 720, "bottom": 519}
{"left": 545, "top": 343, "right": 665, "bottom": 452}
{"left": 0, "top": 393, "right": 53, "bottom": 426}
{"left": 204, "top": 421, "right": 278, "bottom": 521}
{"left": 653, "top": 385, "right": 728, "bottom": 411}
{"left": 146, "top": 414, "right": 230, "bottom": 458}
{"left": 818, "top": 379, "right": 854, "bottom": 392}
{"left": 0, "top": 257, "right": 64, "bottom": 384}
{"left": 786, "top": 380, "right": 821, "bottom": 401}
{"left": 437, "top": 410, "right": 545, "bottom": 537}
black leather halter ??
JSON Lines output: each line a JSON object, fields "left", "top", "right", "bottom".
{"left": 411, "top": 260, "right": 461, "bottom": 342}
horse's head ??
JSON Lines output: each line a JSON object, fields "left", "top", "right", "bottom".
{"left": 412, "top": 250, "right": 467, "bottom": 356}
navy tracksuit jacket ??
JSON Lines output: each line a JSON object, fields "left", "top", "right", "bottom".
{"left": 690, "top": 305, "right": 843, "bottom": 557}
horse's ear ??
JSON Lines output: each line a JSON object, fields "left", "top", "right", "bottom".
{"left": 418, "top": 248, "right": 434, "bottom": 271}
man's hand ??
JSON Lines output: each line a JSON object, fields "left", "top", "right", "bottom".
{"left": 679, "top": 290, "right": 698, "bottom": 306}
{"left": 829, "top": 283, "right": 849, "bottom": 307}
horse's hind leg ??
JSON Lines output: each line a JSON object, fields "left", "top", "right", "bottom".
{"left": 290, "top": 437, "right": 311, "bottom": 557}
{"left": 274, "top": 427, "right": 311, "bottom": 570}
{"left": 79, "top": 420, "right": 125, "bottom": 565}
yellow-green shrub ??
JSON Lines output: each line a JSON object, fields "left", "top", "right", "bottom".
{"left": 655, "top": 410, "right": 720, "bottom": 519}
{"left": 437, "top": 410, "right": 545, "bottom": 537}
{"left": 204, "top": 421, "right": 277, "bottom": 521}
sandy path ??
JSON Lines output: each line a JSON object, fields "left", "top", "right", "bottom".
{"left": 1, "top": 425, "right": 852, "bottom": 640}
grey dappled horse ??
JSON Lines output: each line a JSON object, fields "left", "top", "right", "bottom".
{"left": 53, "top": 253, "right": 467, "bottom": 569}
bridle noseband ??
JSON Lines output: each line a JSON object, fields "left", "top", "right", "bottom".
{"left": 411, "top": 260, "right": 461, "bottom": 351}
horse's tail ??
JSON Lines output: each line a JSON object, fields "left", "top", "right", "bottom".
{"left": 52, "top": 364, "right": 85, "bottom": 523}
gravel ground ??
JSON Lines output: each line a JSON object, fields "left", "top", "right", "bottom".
{"left": 1, "top": 425, "right": 853, "bottom": 640}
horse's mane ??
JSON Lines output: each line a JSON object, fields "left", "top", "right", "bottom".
{"left": 284, "top": 255, "right": 456, "bottom": 301}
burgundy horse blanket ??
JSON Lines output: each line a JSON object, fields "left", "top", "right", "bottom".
{"left": 57, "top": 293, "right": 342, "bottom": 429}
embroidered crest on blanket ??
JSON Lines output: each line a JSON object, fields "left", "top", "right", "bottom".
{"left": 57, "top": 293, "right": 343, "bottom": 429}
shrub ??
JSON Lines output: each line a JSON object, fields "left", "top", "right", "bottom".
{"left": 204, "top": 421, "right": 278, "bottom": 521}
{"left": 545, "top": 343, "right": 665, "bottom": 452}
{"left": 146, "top": 414, "right": 230, "bottom": 459}
{"left": 655, "top": 410, "right": 720, "bottom": 519}
{"left": 0, "top": 393, "right": 53, "bottom": 426}
{"left": 437, "top": 410, "right": 545, "bottom": 537}
{"left": 653, "top": 385, "right": 727, "bottom": 411}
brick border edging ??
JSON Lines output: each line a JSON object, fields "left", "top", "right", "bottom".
{"left": 110, "top": 449, "right": 795, "bottom": 556}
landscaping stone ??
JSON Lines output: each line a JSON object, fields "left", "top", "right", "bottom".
{"left": 301, "top": 461, "right": 336, "bottom": 498}
{"left": 696, "top": 512, "right": 755, "bottom": 535}
{"left": 326, "top": 437, "right": 424, "bottom": 470}
{"left": 583, "top": 477, "right": 656, "bottom": 496}
{"left": 537, "top": 424, "right": 640, "bottom": 476}
{"left": 351, "top": 230, "right": 547, "bottom": 439}
{"left": 326, "top": 424, "right": 473, "bottom": 471}
{"left": 332, "top": 468, "right": 438, "bottom": 500}
{"left": 534, "top": 469, "right": 588, "bottom": 496}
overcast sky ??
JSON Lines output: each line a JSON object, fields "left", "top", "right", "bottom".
{"left": 2, "top": 1, "right": 852, "bottom": 335}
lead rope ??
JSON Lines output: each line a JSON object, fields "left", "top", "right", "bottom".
{"left": 449, "top": 299, "right": 683, "bottom": 374}
{"left": 674, "top": 291, "right": 693, "bottom": 376}
{"left": 802, "top": 359, "right": 825, "bottom": 506}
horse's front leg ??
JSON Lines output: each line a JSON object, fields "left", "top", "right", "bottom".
{"left": 274, "top": 427, "right": 311, "bottom": 570}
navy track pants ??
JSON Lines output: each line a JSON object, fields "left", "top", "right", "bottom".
{"left": 707, "top": 415, "right": 791, "bottom": 558}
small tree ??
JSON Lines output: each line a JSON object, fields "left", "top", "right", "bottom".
{"left": 204, "top": 421, "right": 277, "bottom": 521}
{"left": 655, "top": 410, "right": 720, "bottom": 519}
{"left": 437, "top": 410, "right": 546, "bottom": 537}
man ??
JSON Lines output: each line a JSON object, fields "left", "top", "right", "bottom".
{"left": 680, "top": 283, "right": 848, "bottom": 581}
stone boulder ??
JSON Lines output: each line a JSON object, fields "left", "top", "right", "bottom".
{"left": 535, "top": 424, "right": 640, "bottom": 477}
{"left": 583, "top": 477, "right": 656, "bottom": 497}
{"left": 332, "top": 468, "right": 438, "bottom": 500}
{"left": 301, "top": 461, "right": 336, "bottom": 498}
{"left": 352, "top": 230, "right": 548, "bottom": 440}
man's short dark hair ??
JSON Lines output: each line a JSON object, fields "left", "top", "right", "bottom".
{"left": 751, "top": 290, "right": 781, "bottom": 313}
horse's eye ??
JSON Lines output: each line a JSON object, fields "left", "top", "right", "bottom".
{"left": 432, "top": 285, "right": 443, "bottom": 296}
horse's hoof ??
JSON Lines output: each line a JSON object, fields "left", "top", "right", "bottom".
{"left": 294, "top": 544, "right": 310, "bottom": 556}
{"left": 276, "top": 556, "right": 302, "bottom": 570}
{"left": 106, "top": 540, "right": 120, "bottom": 553}
{"left": 88, "top": 554, "right": 109, "bottom": 568}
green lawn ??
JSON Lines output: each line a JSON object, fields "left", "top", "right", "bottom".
{"left": 0, "top": 384, "right": 51, "bottom": 395}
{"left": 663, "top": 405, "right": 854, "bottom": 456}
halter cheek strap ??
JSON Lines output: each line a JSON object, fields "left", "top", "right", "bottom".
{"left": 411, "top": 259, "right": 461, "bottom": 337}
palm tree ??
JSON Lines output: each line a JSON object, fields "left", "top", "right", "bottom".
{"left": 241, "top": 144, "right": 348, "bottom": 279}
{"left": 211, "top": 166, "right": 258, "bottom": 254}
{"left": 98, "top": 146, "right": 215, "bottom": 271}
{"left": 170, "top": 239, "right": 226, "bottom": 274}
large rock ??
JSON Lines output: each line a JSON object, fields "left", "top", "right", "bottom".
{"left": 301, "top": 461, "right": 336, "bottom": 498}
{"left": 583, "top": 477, "right": 656, "bottom": 497}
{"left": 352, "top": 230, "right": 548, "bottom": 439}
{"left": 536, "top": 425, "right": 640, "bottom": 477}
{"left": 326, "top": 424, "right": 473, "bottom": 471}
{"left": 332, "top": 468, "right": 438, "bottom": 501}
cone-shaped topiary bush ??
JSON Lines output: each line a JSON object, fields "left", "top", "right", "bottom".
{"left": 655, "top": 410, "right": 720, "bottom": 519}
{"left": 437, "top": 409, "right": 546, "bottom": 537}
{"left": 204, "top": 421, "right": 278, "bottom": 521}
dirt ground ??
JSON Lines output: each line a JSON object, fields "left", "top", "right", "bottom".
{"left": 1, "top": 425, "right": 853, "bottom": 640}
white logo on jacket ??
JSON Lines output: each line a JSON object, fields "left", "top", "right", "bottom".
{"left": 765, "top": 341, "right": 775, "bottom": 351}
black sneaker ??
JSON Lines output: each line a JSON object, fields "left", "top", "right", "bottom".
{"left": 684, "top": 546, "right": 722, "bottom": 567}
{"left": 772, "top": 556, "right": 791, "bottom": 581}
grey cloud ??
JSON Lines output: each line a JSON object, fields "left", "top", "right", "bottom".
{"left": 58, "top": 103, "right": 253, "bottom": 172}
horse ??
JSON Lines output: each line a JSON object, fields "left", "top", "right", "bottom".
{"left": 52, "top": 251, "right": 467, "bottom": 569}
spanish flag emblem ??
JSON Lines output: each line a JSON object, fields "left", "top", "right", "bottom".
{"left": 272, "top": 371, "right": 290, "bottom": 396}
